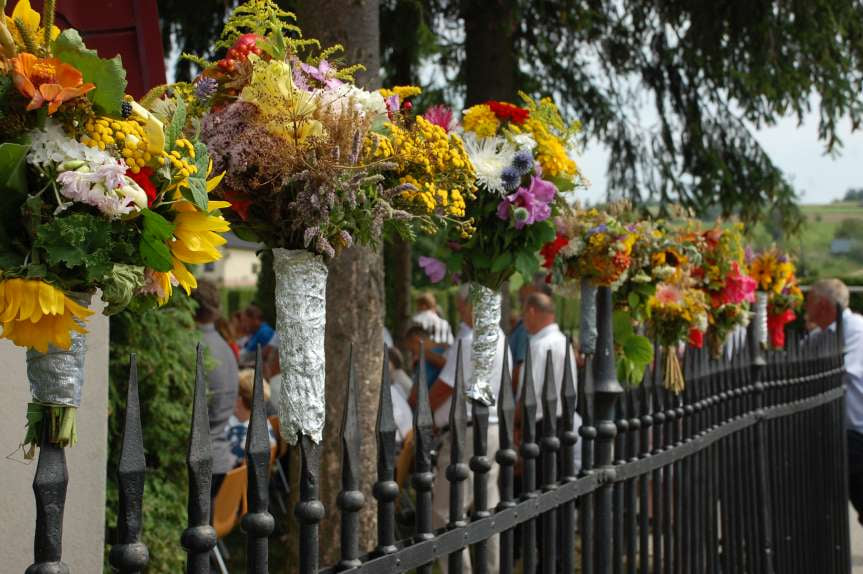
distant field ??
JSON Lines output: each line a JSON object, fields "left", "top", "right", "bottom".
{"left": 749, "top": 201, "right": 863, "bottom": 279}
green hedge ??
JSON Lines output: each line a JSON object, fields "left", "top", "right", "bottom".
{"left": 105, "top": 294, "right": 199, "bottom": 572}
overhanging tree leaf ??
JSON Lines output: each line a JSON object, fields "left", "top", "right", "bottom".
{"left": 53, "top": 30, "right": 127, "bottom": 116}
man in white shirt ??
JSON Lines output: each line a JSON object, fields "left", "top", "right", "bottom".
{"left": 518, "top": 292, "right": 582, "bottom": 472}
{"left": 411, "top": 285, "right": 509, "bottom": 574}
{"left": 411, "top": 291, "right": 455, "bottom": 346}
{"left": 805, "top": 279, "right": 863, "bottom": 524}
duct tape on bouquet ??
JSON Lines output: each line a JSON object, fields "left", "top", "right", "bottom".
{"left": 754, "top": 291, "right": 768, "bottom": 349}
{"left": 467, "top": 283, "right": 500, "bottom": 406}
{"left": 273, "top": 248, "right": 328, "bottom": 445}
{"left": 579, "top": 279, "right": 598, "bottom": 355}
{"left": 26, "top": 293, "right": 91, "bottom": 408}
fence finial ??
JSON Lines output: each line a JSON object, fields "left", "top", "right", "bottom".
{"left": 373, "top": 345, "right": 398, "bottom": 556}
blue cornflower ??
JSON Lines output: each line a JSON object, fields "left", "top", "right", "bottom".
{"left": 512, "top": 150, "right": 534, "bottom": 175}
{"left": 501, "top": 166, "right": 522, "bottom": 191}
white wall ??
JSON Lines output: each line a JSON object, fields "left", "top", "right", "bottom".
{"left": 0, "top": 297, "right": 109, "bottom": 572}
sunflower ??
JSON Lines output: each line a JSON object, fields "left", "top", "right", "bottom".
{"left": 0, "top": 278, "right": 93, "bottom": 352}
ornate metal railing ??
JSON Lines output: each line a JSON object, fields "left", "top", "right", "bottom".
{"left": 24, "top": 286, "right": 851, "bottom": 573}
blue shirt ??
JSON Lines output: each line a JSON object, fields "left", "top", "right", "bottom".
{"left": 244, "top": 323, "right": 275, "bottom": 352}
{"left": 509, "top": 320, "right": 528, "bottom": 365}
{"left": 414, "top": 345, "right": 447, "bottom": 388}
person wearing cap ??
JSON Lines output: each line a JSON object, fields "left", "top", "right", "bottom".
{"left": 191, "top": 279, "right": 240, "bottom": 496}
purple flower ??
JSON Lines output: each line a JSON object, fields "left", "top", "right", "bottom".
{"left": 496, "top": 176, "right": 557, "bottom": 230}
{"left": 500, "top": 166, "right": 521, "bottom": 191}
{"left": 194, "top": 77, "right": 218, "bottom": 100}
{"left": 384, "top": 94, "right": 400, "bottom": 113}
{"left": 419, "top": 256, "right": 447, "bottom": 283}
{"left": 423, "top": 105, "right": 455, "bottom": 132}
{"left": 300, "top": 60, "right": 343, "bottom": 89}
{"left": 512, "top": 150, "right": 534, "bottom": 175}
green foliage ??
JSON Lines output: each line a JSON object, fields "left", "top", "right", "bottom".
{"left": 139, "top": 209, "right": 175, "bottom": 272}
{"left": 53, "top": 30, "right": 127, "bottom": 116}
{"left": 101, "top": 264, "right": 146, "bottom": 315}
{"left": 164, "top": 97, "right": 187, "bottom": 152}
{"left": 613, "top": 310, "right": 654, "bottom": 385}
{"left": 216, "top": 0, "right": 303, "bottom": 51}
{"left": 0, "top": 142, "right": 30, "bottom": 268}
{"left": 105, "top": 294, "right": 199, "bottom": 573}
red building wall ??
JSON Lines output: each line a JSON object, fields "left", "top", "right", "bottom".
{"left": 7, "top": 0, "right": 166, "bottom": 98}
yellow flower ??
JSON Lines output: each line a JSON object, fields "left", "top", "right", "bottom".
{"left": 379, "top": 85, "right": 422, "bottom": 100}
{"left": 4, "top": 0, "right": 60, "bottom": 54}
{"left": 0, "top": 278, "right": 93, "bottom": 352}
{"left": 462, "top": 104, "right": 500, "bottom": 138}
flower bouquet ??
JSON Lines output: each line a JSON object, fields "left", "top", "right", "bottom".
{"left": 421, "top": 94, "right": 583, "bottom": 404}
{"left": 192, "top": 1, "right": 472, "bottom": 442}
{"left": 647, "top": 280, "right": 709, "bottom": 393}
{"left": 748, "top": 247, "right": 803, "bottom": 349}
{"left": 0, "top": 0, "right": 230, "bottom": 451}
{"left": 689, "top": 223, "right": 756, "bottom": 357}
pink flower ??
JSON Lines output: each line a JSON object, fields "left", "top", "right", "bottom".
{"left": 496, "top": 176, "right": 557, "bottom": 229}
{"left": 720, "top": 261, "right": 757, "bottom": 305}
{"left": 419, "top": 256, "right": 447, "bottom": 283}
{"left": 655, "top": 283, "right": 683, "bottom": 305}
{"left": 299, "top": 60, "right": 343, "bottom": 89}
{"left": 423, "top": 105, "right": 455, "bottom": 132}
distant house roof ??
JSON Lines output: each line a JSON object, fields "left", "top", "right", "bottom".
{"left": 830, "top": 238, "right": 854, "bottom": 254}
{"left": 225, "top": 232, "right": 263, "bottom": 251}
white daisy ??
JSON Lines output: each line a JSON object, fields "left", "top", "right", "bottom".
{"left": 463, "top": 133, "right": 516, "bottom": 195}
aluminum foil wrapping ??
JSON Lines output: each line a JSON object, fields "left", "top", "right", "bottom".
{"left": 26, "top": 293, "right": 90, "bottom": 407}
{"left": 273, "top": 248, "right": 328, "bottom": 445}
{"left": 467, "top": 283, "right": 500, "bottom": 406}
{"left": 579, "top": 279, "right": 598, "bottom": 355}
{"left": 754, "top": 291, "right": 768, "bottom": 349}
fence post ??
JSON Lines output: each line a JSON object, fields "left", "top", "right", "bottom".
{"left": 108, "top": 355, "right": 150, "bottom": 573}
{"left": 496, "top": 345, "right": 517, "bottom": 574}
{"left": 26, "top": 429, "right": 70, "bottom": 574}
{"left": 181, "top": 345, "right": 218, "bottom": 574}
{"left": 373, "top": 349, "right": 399, "bottom": 556}
{"left": 243, "top": 350, "right": 275, "bottom": 573}
{"left": 592, "top": 286, "right": 623, "bottom": 574}
{"left": 750, "top": 312, "right": 775, "bottom": 574}
{"left": 412, "top": 345, "right": 436, "bottom": 574}
{"left": 446, "top": 342, "right": 469, "bottom": 574}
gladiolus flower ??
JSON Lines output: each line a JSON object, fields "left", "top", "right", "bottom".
{"left": 12, "top": 53, "right": 95, "bottom": 114}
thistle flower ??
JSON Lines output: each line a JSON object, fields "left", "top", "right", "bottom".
{"left": 512, "top": 149, "right": 534, "bottom": 175}
{"left": 500, "top": 166, "right": 521, "bottom": 192}
{"left": 195, "top": 76, "right": 218, "bottom": 101}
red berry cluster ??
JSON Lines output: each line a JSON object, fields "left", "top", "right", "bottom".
{"left": 217, "top": 33, "right": 264, "bottom": 73}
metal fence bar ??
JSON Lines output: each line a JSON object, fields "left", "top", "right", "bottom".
{"left": 337, "top": 348, "right": 364, "bottom": 571}
{"left": 496, "top": 344, "right": 517, "bottom": 574}
{"left": 540, "top": 349, "right": 560, "bottom": 574}
{"left": 580, "top": 348, "right": 597, "bottom": 574}
{"left": 520, "top": 345, "right": 539, "bottom": 574}
{"left": 412, "top": 346, "right": 435, "bottom": 574}
{"left": 373, "top": 352, "right": 398, "bottom": 557}
{"left": 559, "top": 341, "right": 579, "bottom": 574}
{"left": 109, "top": 354, "right": 149, "bottom": 574}
{"left": 446, "top": 342, "right": 469, "bottom": 574}
{"left": 181, "top": 345, "right": 217, "bottom": 574}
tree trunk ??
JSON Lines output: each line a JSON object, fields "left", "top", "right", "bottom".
{"left": 292, "top": 1, "right": 383, "bottom": 569}
{"left": 462, "top": 0, "right": 516, "bottom": 105}
{"left": 388, "top": 237, "right": 412, "bottom": 344}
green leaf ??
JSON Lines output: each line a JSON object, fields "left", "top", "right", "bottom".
{"left": 535, "top": 221, "right": 557, "bottom": 244}
{"left": 623, "top": 334, "right": 654, "bottom": 366}
{"left": 165, "top": 98, "right": 187, "bottom": 150}
{"left": 139, "top": 209, "right": 175, "bottom": 272}
{"left": 0, "top": 143, "right": 30, "bottom": 195}
{"left": 101, "top": 264, "right": 146, "bottom": 315}
{"left": 187, "top": 177, "right": 209, "bottom": 212}
{"left": 53, "top": 30, "right": 127, "bottom": 116}
{"left": 34, "top": 213, "right": 115, "bottom": 282}
{"left": 490, "top": 251, "right": 513, "bottom": 273}
{"left": 612, "top": 310, "right": 634, "bottom": 338}
{"left": 628, "top": 292, "right": 640, "bottom": 310}
{"left": 514, "top": 251, "right": 538, "bottom": 278}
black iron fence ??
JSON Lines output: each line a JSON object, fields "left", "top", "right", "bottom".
{"left": 24, "top": 286, "right": 850, "bottom": 573}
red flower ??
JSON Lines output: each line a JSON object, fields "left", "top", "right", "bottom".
{"left": 688, "top": 328, "right": 704, "bottom": 349}
{"left": 125, "top": 166, "right": 158, "bottom": 206}
{"left": 486, "top": 100, "right": 530, "bottom": 125}
{"left": 767, "top": 309, "right": 796, "bottom": 349}
{"left": 224, "top": 190, "right": 252, "bottom": 220}
{"left": 540, "top": 233, "right": 569, "bottom": 269}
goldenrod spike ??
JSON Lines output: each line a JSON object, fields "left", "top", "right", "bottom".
{"left": 14, "top": 16, "right": 39, "bottom": 55}
{"left": 42, "top": 0, "right": 55, "bottom": 55}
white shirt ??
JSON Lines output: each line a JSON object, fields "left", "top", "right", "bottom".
{"left": 519, "top": 323, "right": 581, "bottom": 425}
{"left": 390, "top": 384, "right": 414, "bottom": 443}
{"left": 823, "top": 309, "right": 863, "bottom": 433}
{"left": 412, "top": 309, "right": 455, "bottom": 345}
{"left": 434, "top": 324, "right": 509, "bottom": 428}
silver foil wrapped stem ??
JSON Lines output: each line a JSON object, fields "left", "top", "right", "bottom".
{"left": 579, "top": 279, "right": 598, "bottom": 355}
{"left": 273, "top": 248, "right": 328, "bottom": 445}
{"left": 467, "top": 283, "right": 500, "bottom": 406}
{"left": 754, "top": 290, "right": 769, "bottom": 349}
{"left": 26, "top": 293, "right": 91, "bottom": 408}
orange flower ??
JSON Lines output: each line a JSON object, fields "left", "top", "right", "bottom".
{"left": 12, "top": 53, "right": 95, "bottom": 114}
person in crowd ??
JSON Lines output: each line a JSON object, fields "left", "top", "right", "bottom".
{"left": 225, "top": 369, "right": 277, "bottom": 468}
{"left": 509, "top": 274, "right": 553, "bottom": 388}
{"left": 517, "top": 291, "right": 582, "bottom": 470}
{"left": 215, "top": 316, "right": 240, "bottom": 361}
{"left": 411, "top": 291, "right": 454, "bottom": 345}
{"left": 405, "top": 324, "right": 448, "bottom": 387}
{"left": 386, "top": 348, "right": 414, "bottom": 444}
{"left": 805, "top": 279, "right": 863, "bottom": 524}
{"left": 388, "top": 346, "right": 414, "bottom": 398}
{"left": 191, "top": 279, "right": 239, "bottom": 496}
{"left": 240, "top": 304, "right": 275, "bottom": 364}
{"left": 410, "top": 285, "right": 509, "bottom": 574}
{"left": 231, "top": 310, "right": 249, "bottom": 349}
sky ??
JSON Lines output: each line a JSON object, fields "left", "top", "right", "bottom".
{"left": 577, "top": 108, "right": 862, "bottom": 206}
